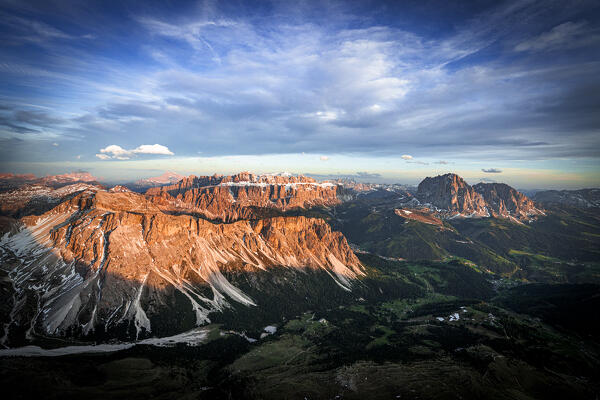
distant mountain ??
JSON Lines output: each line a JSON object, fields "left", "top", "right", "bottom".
{"left": 146, "top": 172, "right": 339, "bottom": 221}
{"left": 334, "top": 179, "right": 415, "bottom": 202}
{"left": 534, "top": 189, "right": 600, "bottom": 208}
{"left": 131, "top": 171, "right": 186, "bottom": 191}
{"left": 37, "top": 172, "right": 99, "bottom": 188}
{"left": 416, "top": 173, "right": 489, "bottom": 218}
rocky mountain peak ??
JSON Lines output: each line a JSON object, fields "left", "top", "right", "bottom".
{"left": 416, "top": 173, "right": 488, "bottom": 217}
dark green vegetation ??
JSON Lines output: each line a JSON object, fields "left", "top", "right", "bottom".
{"left": 2, "top": 254, "right": 599, "bottom": 399}
{"left": 331, "top": 193, "right": 600, "bottom": 283}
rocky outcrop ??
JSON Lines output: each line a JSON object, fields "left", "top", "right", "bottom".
{"left": 416, "top": 174, "right": 488, "bottom": 218}
{"left": 146, "top": 172, "right": 339, "bottom": 221}
{"left": 394, "top": 208, "right": 444, "bottom": 226}
{"left": 0, "top": 189, "right": 361, "bottom": 343}
{"left": 473, "top": 183, "right": 545, "bottom": 220}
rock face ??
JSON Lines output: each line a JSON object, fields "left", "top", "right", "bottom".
{"left": 533, "top": 189, "right": 600, "bottom": 208}
{"left": 473, "top": 183, "right": 545, "bottom": 220}
{"left": 0, "top": 188, "right": 361, "bottom": 344}
{"left": 0, "top": 183, "right": 102, "bottom": 217}
{"left": 416, "top": 174, "right": 489, "bottom": 218}
{"left": 146, "top": 172, "right": 339, "bottom": 221}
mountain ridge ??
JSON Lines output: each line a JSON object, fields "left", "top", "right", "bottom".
{"left": 0, "top": 187, "right": 361, "bottom": 345}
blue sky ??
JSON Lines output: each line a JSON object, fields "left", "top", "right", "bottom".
{"left": 0, "top": 0, "right": 599, "bottom": 188}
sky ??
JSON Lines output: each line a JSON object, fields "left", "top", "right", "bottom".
{"left": 0, "top": 0, "right": 599, "bottom": 188}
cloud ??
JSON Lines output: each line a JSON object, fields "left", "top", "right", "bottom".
{"left": 320, "top": 156, "right": 329, "bottom": 161}
{"left": 52, "top": 142, "right": 58, "bottom": 146}
{"left": 515, "top": 21, "right": 591, "bottom": 52}
{"left": 100, "top": 145, "right": 130, "bottom": 157}
{"left": 482, "top": 168, "right": 502, "bottom": 173}
{"left": 401, "top": 155, "right": 413, "bottom": 160}
{"left": 131, "top": 144, "right": 174, "bottom": 155}
{"left": 96, "top": 144, "right": 174, "bottom": 160}
{"left": 407, "top": 160, "right": 429, "bottom": 165}
{"left": 0, "top": 106, "right": 66, "bottom": 136}
{"left": 434, "top": 160, "right": 450, "bottom": 165}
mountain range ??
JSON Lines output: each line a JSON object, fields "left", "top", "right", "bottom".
{"left": 0, "top": 170, "right": 598, "bottom": 399}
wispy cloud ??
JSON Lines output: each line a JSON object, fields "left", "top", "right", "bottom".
{"left": 515, "top": 21, "right": 592, "bottom": 52}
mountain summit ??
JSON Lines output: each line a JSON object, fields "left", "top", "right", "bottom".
{"left": 416, "top": 173, "right": 489, "bottom": 218}
{"left": 414, "top": 173, "right": 543, "bottom": 222}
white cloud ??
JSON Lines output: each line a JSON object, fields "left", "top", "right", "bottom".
{"left": 320, "top": 155, "right": 329, "bottom": 161}
{"left": 96, "top": 143, "right": 174, "bottom": 160}
{"left": 401, "top": 155, "right": 413, "bottom": 160}
{"left": 100, "top": 145, "right": 130, "bottom": 157}
{"left": 131, "top": 144, "right": 174, "bottom": 155}
{"left": 52, "top": 142, "right": 59, "bottom": 146}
